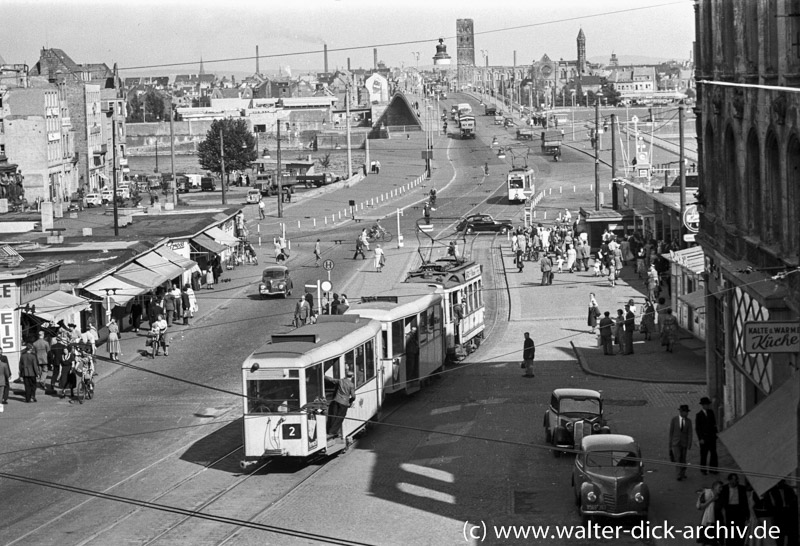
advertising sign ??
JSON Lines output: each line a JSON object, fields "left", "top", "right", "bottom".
{"left": 0, "top": 309, "right": 17, "bottom": 352}
{"left": 683, "top": 204, "right": 700, "bottom": 233}
{"left": 743, "top": 322, "right": 800, "bottom": 354}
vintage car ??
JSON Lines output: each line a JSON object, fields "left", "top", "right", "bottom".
{"left": 572, "top": 434, "right": 649, "bottom": 520}
{"left": 259, "top": 265, "right": 293, "bottom": 298}
{"left": 245, "top": 189, "right": 261, "bottom": 204}
{"left": 456, "top": 214, "right": 513, "bottom": 235}
{"left": 543, "top": 388, "right": 610, "bottom": 456}
{"left": 84, "top": 193, "right": 103, "bottom": 207}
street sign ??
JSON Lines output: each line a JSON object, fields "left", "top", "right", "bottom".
{"left": 321, "top": 280, "right": 332, "bottom": 292}
{"left": 683, "top": 204, "right": 700, "bottom": 233}
{"left": 631, "top": 115, "right": 639, "bottom": 123}
{"left": 743, "top": 322, "right": 800, "bottom": 354}
{"left": 322, "top": 259, "right": 335, "bottom": 271}
{"left": 683, "top": 233, "right": 696, "bottom": 243}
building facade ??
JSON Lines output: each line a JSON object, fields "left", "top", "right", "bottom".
{"left": 695, "top": 0, "right": 800, "bottom": 486}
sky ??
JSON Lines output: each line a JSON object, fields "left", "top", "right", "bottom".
{"left": 0, "top": 0, "right": 695, "bottom": 77}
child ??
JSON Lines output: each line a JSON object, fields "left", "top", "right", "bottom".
{"left": 593, "top": 260, "right": 602, "bottom": 277}
{"left": 556, "top": 255, "right": 565, "bottom": 274}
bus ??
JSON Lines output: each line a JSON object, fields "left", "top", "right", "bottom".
{"left": 507, "top": 167, "right": 535, "bottom": 203}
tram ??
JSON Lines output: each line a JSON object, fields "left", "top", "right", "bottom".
{"left": 239, "top": 259, "right": 485, "bottom": 466}
{"left": 402, "top": 258, "right": 484, "bottom": 360}
{"left": 241, "top": 315, "right": 382, "bottom": 464}
{"left": 507, "top": 167, "right": 535, "bottom": 203}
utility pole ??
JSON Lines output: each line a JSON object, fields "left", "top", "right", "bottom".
{"left": 594, "top": 93, "right": 602, "bottom": 211}
{"left": 276, "top": 121, "right": 283, "bottom": 218}
{"left": 220, "top": 126, "right": 227, "bottom": 205}
{"left": 112, "top": 102, "right": 119, "bottom": 236}
{"left": 679, "top": 105, "right": 686, "bottom": 246}
{"left": 170, "top": 106, "right": 176, "bottom": 207}
{"left": 345, "top": 80, "right": 353, "bottom": 178}
{"left": 610, "top": 113, "right": 617, "bottom": 180}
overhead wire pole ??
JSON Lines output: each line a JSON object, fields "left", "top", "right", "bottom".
{"left": 170, "top": 104, "right": 176, "bottom": 207}
{"left": 276, "top": 121, "right": 283, "bottom": 218}
{"left": 220, "top": 126, "right": 227, "bottom": 205}
{"left": 679, "top": 104, "right": 686, "bottom": 245}
{"left": 594, "top": 93, "right": 602, "bottom": 211}
{"left": 112, "top": 101, "right": 119, "bottom": 236}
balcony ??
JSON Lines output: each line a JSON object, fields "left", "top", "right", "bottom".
{"left": 93, "top": 144, "right": 108, "bottom": 155}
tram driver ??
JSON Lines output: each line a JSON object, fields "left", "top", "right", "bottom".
{"left": 325, "top": 369, "right": 356, "bottom": 440}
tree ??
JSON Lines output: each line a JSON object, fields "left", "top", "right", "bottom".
{"left": 127, "top": 94, "right": 143, "bottom": 122}
{"left": 143, "top": 89, "right": 166, "bottom": 121}
{"left": 197, "top": 118, "right": 257, "bottom": 185}
{"left": 599, "top": 82, "right": 621, "bottom": 106}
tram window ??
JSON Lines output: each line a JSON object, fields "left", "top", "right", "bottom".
{"left": 305, "top": 363, "right": 323, "bottom": 405}
{"left": 323, "top": 357, "right": 340, "bottom": 400}
{"left": 345, "top": 350, "right": 355, "bottom": 379}
{"left": 427, "top": 307, "right": 435, "bottom": 335}
{"left": 356, "top": 344, "right": 366, "bottom": 387}
{"left": 247, "top": 379, "right": 300, "bottom": 413}
{"left": 433, "top": 304, "right": 441, "bottom": 332}
{"left": 477, "top": 279, "right": 483, "bottom": 307}
{"left": 381, "top": 329, "right": 388, "bottom": 359}
{"left": 365, "top": 339, "right": 375, "bottom": 381}
{"left": 469, "top": 283, "right": 476, "bottom": 310}
{"left": 391, "top": 319, "right": 404, "bottom": 356}
{"left": 419, "top": 309, "right": 428, "bottom": 343}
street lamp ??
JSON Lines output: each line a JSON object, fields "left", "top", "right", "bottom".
{"left": 594, "top": 91, "right": 603, "bottom": 211}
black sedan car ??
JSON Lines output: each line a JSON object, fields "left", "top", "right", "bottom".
{"left": 543, "top": 388, "right": 611, "bottom": 457}
{"left": 457, "top": 214, "right": 513, "bottom": 235}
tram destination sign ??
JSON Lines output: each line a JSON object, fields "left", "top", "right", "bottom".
{"left": 743, "top": 321, "right": 800, "bottom": 354}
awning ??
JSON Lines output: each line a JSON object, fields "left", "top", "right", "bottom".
{"left": 719, "top": 376, "right": 798, "bottom": 496}
{"left": 678, "top": 289, "right": 706, "bottom": 310}
{"left": 136, "top": 250, "right": 185, "bottom": 281}
{"left": 29, "top": 291, "right": 91, "bottom": 323}
{"left": 667, "top": 246, "right": 705, "bottom": 275}
{"left": 117, "top": 261, "right": 168, "bottom": 289}
{"left": 83, "top": 275, "right": 147, "bottom": 308}
{"left": 205, "top": 226, "right": 240, "bottom": 247}
{"left": 192, "top": 234, "right": 227, "bottom": 255}
{"left": 154, "top": 246, "right": 197, "bottom": 272}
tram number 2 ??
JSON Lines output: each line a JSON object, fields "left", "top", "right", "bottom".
{"left": 282, "top": 423, "right": 301, "bottom": 439}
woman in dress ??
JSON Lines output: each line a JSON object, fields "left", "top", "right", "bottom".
{"left": 205, "top": 268, "right": 214, "bottom": 289}
{"left": 660, "top": 308, "right": 679, "bottom": 352}
{"left": 587, "top": 293, "right": 600, "bottom": 334}
{"left": 656, "top": 297, "right": 669, "bottom": 334}
{"left": 640, "top": 299, "right": 656, "bottom": 341}
{"left": 106, "top": 318, "right": 121, "bottom": 361}
{"left": 58, "top": 345, "right": 76, "bottom": 399}
{"left": 374, "top": 244, "right": 385, "bottom": 273}
{"left": 566, "top": 244, "right": 577, "bottom": 273}
{"left": 187, "top": 284, "right": 198, "bottom": 317}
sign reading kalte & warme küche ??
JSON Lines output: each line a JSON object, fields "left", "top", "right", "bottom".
{"left": 743, "top": 321, "right": 800, "bottom": 354}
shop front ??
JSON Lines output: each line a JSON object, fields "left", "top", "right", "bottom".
{"left": 0, "top": 262, "right": 91, "bottom": 380}
{"left": 666, "top": 246, "right": 706, "bottom": 341}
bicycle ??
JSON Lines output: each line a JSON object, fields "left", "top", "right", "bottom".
{"left": 74, "top": 367, "right": 93, "bottom": 404}
{"left": 367, "top": 228, "right": 393, "bottom": 243}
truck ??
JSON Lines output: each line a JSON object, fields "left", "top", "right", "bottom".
{"left": 459, "top": 114, "right": 476, "bottom": 139}
{"left": 296, "top": 172, "right": 341, "bottom": 187}
{"left": 541, "top": 129, "right": 564, "bottom": 156}
{"left": 484, "top": 105, "right": 497, "bottom": 116}
{"left": 516, "top": 127, "right": 535, "bottom": 140}
{"left": 457, "top": 103, "right": 472, "bottom": 117}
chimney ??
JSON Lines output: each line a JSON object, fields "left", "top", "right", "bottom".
{"left": 324, "top": 43, "right": 328, "bottom": 73}
{"left": 347, "top": 57, "right": 351, "bottom": 72}
{"left": 256, "top": 45, "right": 260, "bottom": 75}
{"left": 374, "top": 48, "right": 378, "bottom": 70}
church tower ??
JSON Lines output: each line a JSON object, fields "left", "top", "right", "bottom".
{"left": 577, "top": 28, "right": 586, "bottom": 74}
{"left": 456, "top": 19, "right": 475, "bottom": 89}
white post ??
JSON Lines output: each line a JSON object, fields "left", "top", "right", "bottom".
{"left": 317, "top": 279, "right": 322, "bottom": 316}
{"left": 396, "top": 207, "right": 404, "bottom": 248}
{"left": 313, "top": 218, "right": 317, "bottom": 227}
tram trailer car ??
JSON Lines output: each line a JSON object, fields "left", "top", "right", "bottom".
{"left": 241, "top": 315, "right": 383, "bottom": 465}
{"left": 346, "top": 286, "right": 445, "bottom": 395}
{"left": 403, "top": 259, "right": 485, "bottom": 359}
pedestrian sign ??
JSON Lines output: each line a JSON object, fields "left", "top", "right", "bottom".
{"left": 322, "top": 259, "right": 335, "bottom": 271}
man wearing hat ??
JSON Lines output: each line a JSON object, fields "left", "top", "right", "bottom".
{"left": 696, "top": 397, "right": 719, "bottom": 474}
{"left": 325, "top": 369, "right": 356, "bottom": 440}
{"left": 19, "top": 345, "right": 41, "bottom": 403}
{"left": 668, "top": 404, "right": 693, "bottom": 480}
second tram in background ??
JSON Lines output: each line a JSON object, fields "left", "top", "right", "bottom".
{"left": 507, "top": 167, "right": 535, "bottom": 203}
{"left": 239, "top": 258, "right": 485, "bottom": 466}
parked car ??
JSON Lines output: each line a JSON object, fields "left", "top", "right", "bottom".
{"left": 572, "top": 434, "right": 649, "bottom": 520}
{"left": 85, "top": 193, "right": 102, "bottom": 207}
{"left": 456, "top": 214, "right": 513, "bottom": 235}
{"left": 100, "top": 189, "right": 113, "bottom": 203}
{"left": 544, "top": 388, "right": 610, "bottom": 457}
{"left": 259, "top": 265, "right": 293, "bottom": 298}
{"left": 246, "top": 189, "right": 261, "bottom": 204}
{"left": 200, "top": 176, "right": 217, "bottom": 192}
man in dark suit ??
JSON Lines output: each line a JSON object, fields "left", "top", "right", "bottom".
{"left": 19, "top": 345, "right": 41, "bottom": 403}
{"left": 623, "top": 304, "right": 636, "bottom": 354}
{"left": 598, "top": 312, "right": 615, "bottom": 355}
{"left": 47, "top": 338, "right": 67, "bottom": 394}
{"left": 0, "top": 347, "right": 11, "bottom": 404}
{"left": 719, "top": 473, "right": 750, "bottom": 546}
{"left": 696, "top": 396, "right": 719, "bottom": 475}
{"left": 668, "top": 404, "right": 693, "bottom": 480}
